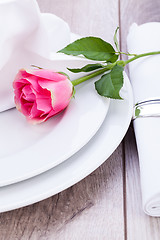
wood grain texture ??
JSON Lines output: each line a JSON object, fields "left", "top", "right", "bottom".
{"left": 0, "top": 0, "right": 125, "bottom": 239}
{"left": 0, "top": 150, "right": 124, "bottom": 240}
{"left": 120, "top": 0, "right": 160, "bottom": 239}
{"left": 38, "top": 0, "right": 119, "bottom": 43}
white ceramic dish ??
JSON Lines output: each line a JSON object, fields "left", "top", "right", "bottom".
{"left": 0, "top": 72, "right": 109, "bottom": 187}
{"left": 0, "top": 24, "right": 110, "bottom": 187}
{"left": 0, "top": 72, "right": 133, "bottom": 213}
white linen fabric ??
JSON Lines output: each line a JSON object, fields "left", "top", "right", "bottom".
{"left": 127, "top": 22, "right": 160, "bottom": 216}
{"left": 0, "top": 0, "right": 70, "bottom": 112}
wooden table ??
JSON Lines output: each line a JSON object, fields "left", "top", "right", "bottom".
{"left": 1, "top": 0, "right": 160, "bottom": 239}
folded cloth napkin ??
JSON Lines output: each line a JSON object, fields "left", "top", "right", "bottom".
{"left": 0, "top": 0, "right": 70, "bottom": 112}
{"left": 127, "top": 22, "right": 160, "bottom": 216}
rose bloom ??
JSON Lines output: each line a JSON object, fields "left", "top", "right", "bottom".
{"left": 13, "top": 69, "right": 73, "bottom": 124}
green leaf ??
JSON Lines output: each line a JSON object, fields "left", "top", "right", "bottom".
{"left": 67, "top": 63, "right": 105, "bottom": 73}
{"left": 95, "top": 64, "right": 124, "bottom": 99}
{"left": 58, "top": 71, "right": 70, "bottom": 79}
{"left": 58, "top": 37, "right": 117, "bottom": 61}
{"left": 107, "top": 54, "right": 119, "bottom": 63}
{"left": 71, "top": 86, "right": 76, "bottom": 99}
{"left": 135, "top": 107, "right": 140, "bottom": 117}
{"left": 31, "top": 64, "right": 43, "bottom": 69}
{"left": 114, "top": 27, "right": 120, "bottom": 52}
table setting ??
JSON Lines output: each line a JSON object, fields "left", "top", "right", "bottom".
{"left": 1, "top": 0, "right": 160, "bottom": 239}
{"left": 0, "top": 0, "right": 133, "bottom": 212}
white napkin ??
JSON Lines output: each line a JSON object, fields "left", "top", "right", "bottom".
{"left": 127, "top": 22, "right": 160, "bottom": 216}
{"left": 0, "top": 0, "right": 70, "bottom": 112}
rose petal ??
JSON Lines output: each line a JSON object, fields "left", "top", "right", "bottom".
{"left": 50, "top": 80, "right": 72, "bottom": 111}
{"left": 13, "top": 79, "right": 30, "bottom": 89}
{"left": 14, "top": 70, "right": 41, "bottom": 92}
{"left": 20, "top": 99, "right": 33, "bottom": 116}
{"left": 22, "top": 85, "right": 35, "bottom": 102}
{"left": 35, "top": 97, "right": 52, "bottom": 112}
{"left": 28, "top": 69, "right": 67, "bottom": 82}
{"left": 29, "top": 101, "right": 43, "bottom": 119}
{"left": 38, "top": 78, "right": 72, "bottom": 109}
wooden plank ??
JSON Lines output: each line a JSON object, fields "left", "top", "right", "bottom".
{"left": 0, "top": 152, "right": 124, "bottom": 240}
{"left": 120, "top": 0, "right": 160, "bottom": 239}
{"left": 0, "top": 0, "right": 125, "bottom": 240}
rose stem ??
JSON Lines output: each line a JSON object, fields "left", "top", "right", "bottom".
{"left": 124, "top": 51, "right": 160, "bottom": 65}
{"left": 71, "top": 63, "right": 116, "bottom": 86}
{"left": 71, "top": 51, "right": 160, "bottom": 86}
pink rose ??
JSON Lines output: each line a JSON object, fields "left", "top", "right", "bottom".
{"left": 13, "top": 69, "right": 73, "bottom": 124}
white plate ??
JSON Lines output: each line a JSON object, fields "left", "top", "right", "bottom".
{"left": 0, "top": 64, "right": 109, "bottom": 187}
{"left": 0, "top": 72, "right": 133, "bottom": 213}
{"left": 0, "top": 29, "right": 109, "bottom": 187}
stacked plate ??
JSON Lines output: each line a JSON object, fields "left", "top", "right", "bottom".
{"left": 0, "top": 69, "right": 133, "bottom": 213}
{"left": 0, "top": 1, "right": 133, "bottom": 213}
